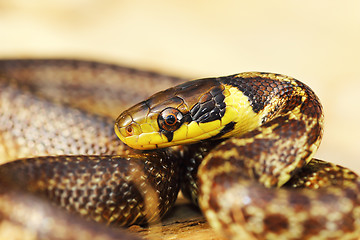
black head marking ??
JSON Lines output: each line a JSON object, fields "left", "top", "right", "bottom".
{"left": 211, "top": 121, "right": 236, "bottom": 139}
{"left": 190, "top": 86, "right": 226, "bottom": 123}
{"left": 162, "top": 130, "right": 174, "bottom": 142}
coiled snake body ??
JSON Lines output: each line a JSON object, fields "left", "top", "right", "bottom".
{"left": 0, "top": 59, "right": 359, "bottom": 240}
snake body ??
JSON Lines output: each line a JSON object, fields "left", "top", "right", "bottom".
{"left": 0, "top": 59, "right": 359, "bottom": 240}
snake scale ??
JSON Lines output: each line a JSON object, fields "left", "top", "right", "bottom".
{"left": 0, "top": 59, "right": 359, "bottom": 240}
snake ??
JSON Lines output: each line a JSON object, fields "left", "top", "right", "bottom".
{"left": 0, "top": 59, "right": 359, "bottom": 240}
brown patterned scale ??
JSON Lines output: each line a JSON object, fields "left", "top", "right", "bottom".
{"left": 0, "top": 59, "right": 358, "bottom": 240}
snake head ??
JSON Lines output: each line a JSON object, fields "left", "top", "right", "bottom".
{"left": 115, "top": 91, "right": 189, "bottom": 150}
{"left": 115, "top": 76, "right": 258, "bottom": 150}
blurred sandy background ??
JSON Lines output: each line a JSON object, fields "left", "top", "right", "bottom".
{"left": 0, "top": 0, "right": 359, "bottom": 172}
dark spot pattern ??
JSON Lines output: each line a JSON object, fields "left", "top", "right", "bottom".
{"left": 288, "top": 192, "right": 311, "bottom": 211}
{"left": 302, "top": 218, "right": 324, "bottom": 237}
{"left": 337, "top": 215, "right": 356, "bottom": 233}
{"left": 263, "top": 214, "right": 289, "bottom": 234}
{"left": 306, "top": 122, "right": 322, "bottom": 146}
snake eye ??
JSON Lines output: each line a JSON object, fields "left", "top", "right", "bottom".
{"left": 125, "top": 125, "right": 134, "bottom": 136}
{"left": 158, "top": 107, "right": 183, "bottom": 131}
